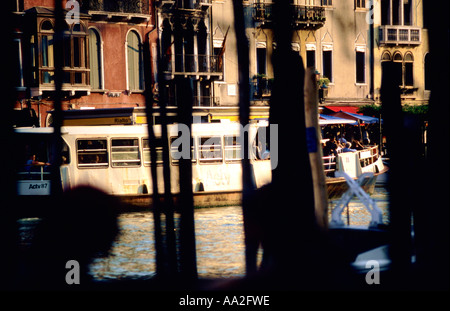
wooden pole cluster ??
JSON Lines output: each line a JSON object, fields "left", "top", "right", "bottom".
{"left": 143, "top": 29, "right": 197, "bottom": 280}
{"left": 231, "top": 0, "right": 255, "bottom": 275}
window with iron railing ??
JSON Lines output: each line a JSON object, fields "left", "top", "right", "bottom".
{"left": 253, "top": 3, "right": 325, "bottom": 26}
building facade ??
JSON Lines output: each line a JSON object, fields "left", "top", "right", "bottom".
{"left": 155, "top": 0, "right": 222, "bottom": 107}
{"left": 14, "top": 0, "right": 156, "bottom": 127}
{"left": 373, "top": 0, "right": 429, "bottom": 106}
{"left": 210, "top": 0, "right": 429, "bottom": 111}
{"left": 12, "top": 0, "right": 429, "bottom": 127}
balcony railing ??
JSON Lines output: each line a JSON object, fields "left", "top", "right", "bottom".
{"left": 157, "top": 0, "right": 211, "bottom": 14}
{"left": 162, "top": 54, "right": 223, "bottom": 76}
{"left": 82, "top": 0, "right": 150, "bottom": 15}
{"left": 253, "top": 3, "right": 325, "bottom": 29}
{"left": 379, "top": 25, "right": 421, "bottom": 45}
{"left": 251, "top": 77, "right": 272, "bottom": 100}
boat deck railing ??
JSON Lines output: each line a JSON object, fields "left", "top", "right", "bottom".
{"left": 17, "top": 166, "right": 51, "bottom": 181}
{"left": 322, "top": 145, "right": 380, "bottom": 177}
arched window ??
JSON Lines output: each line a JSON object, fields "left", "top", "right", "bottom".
{"left": 381, "top": 51, "right": 391, "bottom": 61}
{"left": 127, "top": 30, "right": 144, "bottom": 91}
{"left": 393, "top": 52, "right": 403, "bottom": 86}
{"left": 404, "top": 52, "right": 414, "bottom": 86}
{"left": 393, "top": 52, "right": 403, "bottom": 62}
{"left": 41, "top": 20, "right": 53, "bottom": 31}
{"left": 89, "top": 28, "right": 102, "bottom": 89}
{"left": 424, "top": 53, "right": 431, "bottom": 91}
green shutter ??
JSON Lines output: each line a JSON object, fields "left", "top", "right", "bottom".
{"left": 89, "top": 29, "right": 101, "bottom": 89}
{"left": 127, "top": 31, "right": 143, "bottom": 90}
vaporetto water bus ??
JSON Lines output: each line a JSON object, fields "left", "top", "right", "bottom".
{"left": 15, "top": 119, "right": 386, "bottom": 208}
{"left": 15, "top": 120, "right": 272, "bottom": 206}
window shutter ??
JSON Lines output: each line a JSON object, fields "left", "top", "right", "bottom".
{"left": 89, "top": 29, "right": 101, "bottom": 89}
{"left": 127, "top": 32, "right": 137, "bottom": 90}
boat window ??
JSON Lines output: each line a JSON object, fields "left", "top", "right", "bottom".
{"left": 77, "top": 139, "right": 108, "bottom": 168}
{"left": 142, "top": 139, "right": 163, "bottom": 166}
{"left": 111, "top": 138, "right": 141, "bottom": 167}
{"left": 253, "top": 127, "right": 271, "bottom": 161}
{"left": 170, "top": 136, "right": 196, "bottom": 165}
{"left": 61, "top": 140, "right": 71, "bottom": 164}
{"left": 224, "top": 135, "right": 242, "bottom": 162}
{"left": 199, "top": 136, "right": 223, "bottom": 164}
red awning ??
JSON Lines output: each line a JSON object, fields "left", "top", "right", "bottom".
{"left": 324, "top": 106, "right": 362, "bottom": 115}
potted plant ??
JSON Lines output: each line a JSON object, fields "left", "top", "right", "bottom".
{"left": 317, "top": 77, "right": 330, "bottom": 89}
{"left": 317, "top": 77, "right": 330, "bottom": 103}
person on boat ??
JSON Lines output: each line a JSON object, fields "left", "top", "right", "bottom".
{"left": 26, "top": 154, "right": 50, "bottom": 166}
{"left": 329, "top": 137, "right": 343, "bottom": 153}
{"left": 342, "top": 142, "right": 357, "bottom": 153}
{"left": 338, "top": 134, "right": 347, "bottom": 146}
{"left": 352, "top": 139, "right": 365, "bottom": 150}
{"left": 323, "top": 140, "right": 337, "bottom": 157}
{"left": 362, "top": 125, "right": 371, "bottom": 145}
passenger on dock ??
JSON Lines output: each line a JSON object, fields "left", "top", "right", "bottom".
{"left": 342, "top": 142, "right": 357, "bottom": 153}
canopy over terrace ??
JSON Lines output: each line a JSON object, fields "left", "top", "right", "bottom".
{"left": 319, "top": 114, "right": 357, "bottom": 126}
{"left": 330, "top": 110, "right": 381, "bottom": 124}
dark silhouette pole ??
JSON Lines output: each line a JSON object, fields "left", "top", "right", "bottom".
{"left": 268, "top": 0, "right": 318, "bottom": 284}
{"left": 1, "top": 0, "right": 20, "bottom": 290}
{"left": 381, "top": 61, "right": 413, "bottom": 288}
{"left": 144, "top": 30, "right": 168, "bottom": 277}
{"left": 50, "top": 0, "right": 65, "bottom": 197}
{"left": 231, "top": 0, "right": 255, "bottom": 275}
{"left": 176, "top": 76, "right": 198, "bottom": 281}
{"left": 414, "top": 1, "right": 449, "bottom": 290}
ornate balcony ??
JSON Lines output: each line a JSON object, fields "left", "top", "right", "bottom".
{"left": 156, "top": 0, "right": 211, "bottom": 22}
{"left": 81, "top": 0, "right": 150, "bottom": 22}
{"left": 379, "top": 25, "right": 422, "bottom": 46}
{"left": 252, "top": 3, "right": 326, "bottom": 29}
{"left": 162, "top": 54, "right": 223, "bottom": 77}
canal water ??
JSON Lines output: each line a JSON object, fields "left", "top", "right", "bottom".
{"left": 17, "top": 186, "right": 389, "bottom": 282}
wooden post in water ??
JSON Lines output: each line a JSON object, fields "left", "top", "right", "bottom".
{"left": 143, "top": 31, "right": 168, "bottom": 277}
{"left": 176, "top": 76, "right": 198, "bottom": 280}
{"left": 231, "top": 0, "right": 255, "bottom": 276}
{"left": 412, "top": 1, "right": 449, "bottom": 289}
{"left": 266, "top": 0, "right": 319, "bottom": 286}
{"left": 380, "top": 61, "right": 412, "bottom": 286}
{"left": 50, "top": 0, "right": 65, "bottom": 197}
{"left": 304, "top": 67, "right": 328, "bottom": 230}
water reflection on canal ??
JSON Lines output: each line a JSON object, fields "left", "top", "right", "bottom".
{"left": 89, "top": 205, "right": 248, "bottom": 281}
{"left": 18, "top": 187, "right": 389, "bottom": 282}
